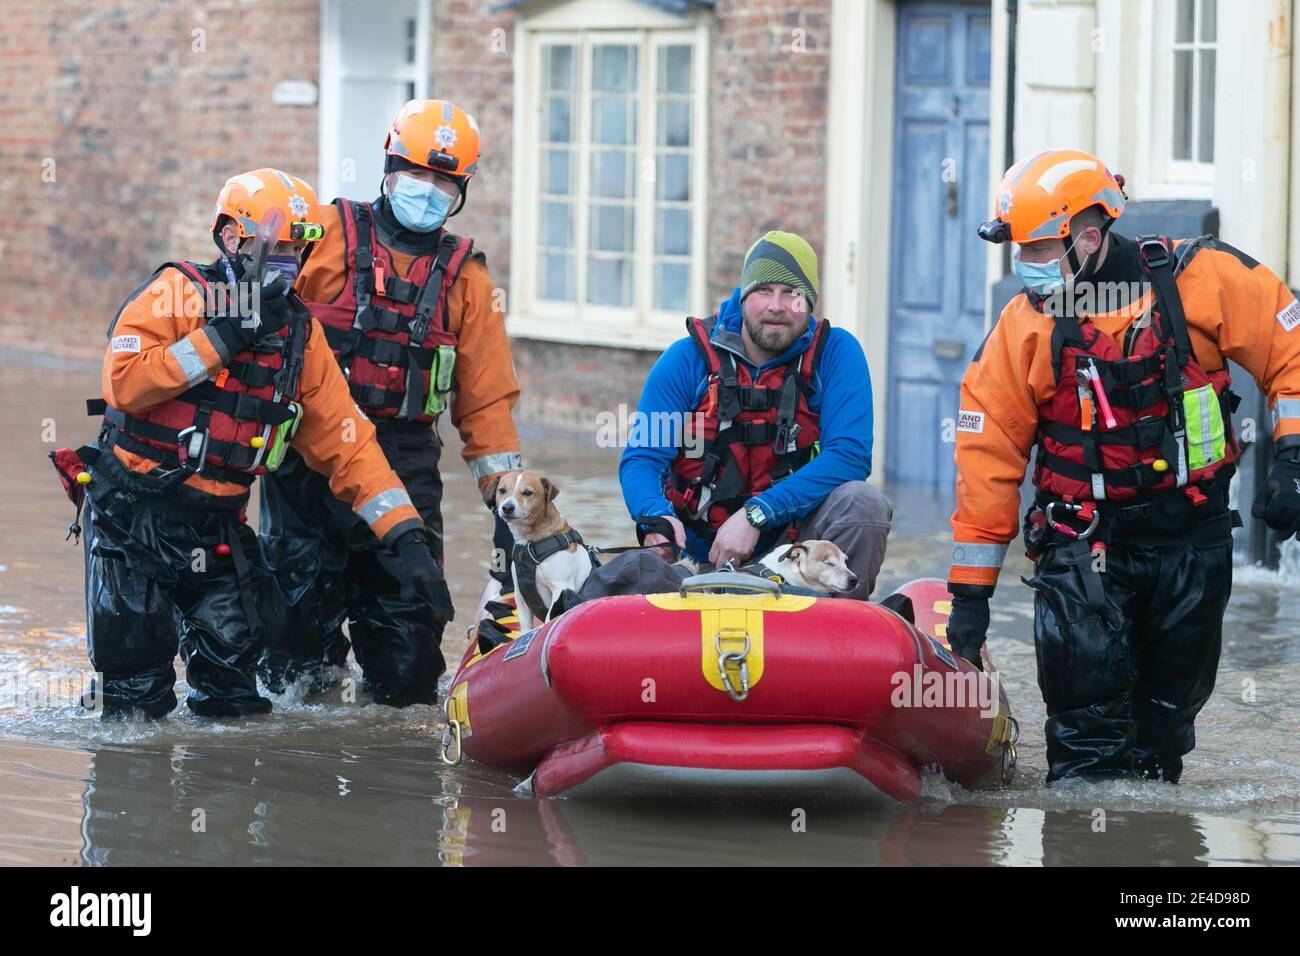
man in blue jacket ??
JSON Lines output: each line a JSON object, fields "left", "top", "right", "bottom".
{"left": 614, "top": 231, "right": 892, "bottom": 599}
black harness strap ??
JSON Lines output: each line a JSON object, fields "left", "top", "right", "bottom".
{"left": 510, "top": 529, "right": 600, "bottom": 622}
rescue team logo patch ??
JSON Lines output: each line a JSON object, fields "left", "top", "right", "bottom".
{"left": 1277, "top": 299, "right": 1300, "bottom": 332}
{"left": 956, "top": 410, "right": 985, "bottom": 433}
{"left": 111, "top": 335, "right": 141, "bottom": 353}
{"left": 435, "top": 124, "right": 458, "bottom": 149}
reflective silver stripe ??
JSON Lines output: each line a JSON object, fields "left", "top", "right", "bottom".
{"left": 168, "top": 337, "right": 210, "bottom": 386}
{"left": 1090, "top": 186, "right": 1125, "bottom": 212}
{"left": 1272, "top": 397, "right": 1300, "bottom": 428}
{"left": 468, "top": 451, "right": 523, "bottom": 480}
{"left": 357, "top": 488, "right": 414, "bottom": 527}
{"left": 951, "top": 542, "right": 1009, "bottom": 568}
{"left": 1027, "top": 214, "right": 1068, "bottom": 240}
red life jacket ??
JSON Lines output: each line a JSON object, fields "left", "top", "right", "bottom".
{"left": 96, "top": 260, "right": 308, "bottom": 488}
{"left": 1032, "top": 236, "right": 1241, "bottom": 506}
{"left": 665, "top": 315, "right": 830, "bottom": 538}
{"left": 309, "top": 199, "right": 477, "bottom": 423}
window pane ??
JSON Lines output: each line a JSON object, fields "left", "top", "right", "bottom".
{"left": 660, "top": 99, "right": 691, "bottom": 148}
{"left": 541, "top": 201, "right": 572, "bottom": 247}
{"left": 592, "top": 204, "right": 632, "bottom": 253}
{"left": 546, "top": 95, "right": 572, "bottom": 142}
{"left": 589, "top": 258, "right": 631, "bottom": 307}
{"left": 594, "top": 96, "right": 633, "bottom": 145}
{"left": 658, "top": 45, "right": 693, "bottom": 94}
{"left": 658, "top": 154, "right": 691, "bottom": 202}
{"left": 593, "top": 150, "right": 630, "bottom": 199}
{"left": 1172, "top": 49, "right": 1192, "bottom": 161}
{"left": 1200, "top": 0, "right": 1216, "bottom": 41}
{"left": 594, "top": 44, "right": 635, "bottom": 92}
{"left": 656, "top": 208, "right": 691, "bottom": 256}
{"left": 540, "top": 253, "right": 573, "bottom": 302}
{"left": 545, "top": 149, "right": 571, "bottom": 196}
{"left": 1198, "top": 48, "right": 1216, "bottom": 163}
{"left": 547, "top": 45, "right": 574, "bottom": 91}
{"left": 655, "top": 262, "right": 690, "bottom": 312}
{"left": 1175, "top": 0, "right": 1194, "bottom": 43}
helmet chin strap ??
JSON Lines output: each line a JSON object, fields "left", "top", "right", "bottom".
{"left": 1064, "top": 216, "right": 1115, "bottom": 285}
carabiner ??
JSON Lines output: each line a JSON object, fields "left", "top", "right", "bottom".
{"left": 1045, "top": 500, "right": 1099, "bottom": 540}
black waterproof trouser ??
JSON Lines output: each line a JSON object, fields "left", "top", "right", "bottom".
{"left": 257, "top": 420, "right": 447, "bottom": 706}
{"left": 81, "top": 456, "right": 270, "bottom": 719}
{"left": 1025, "top": 534, "right": 1232, "bottom": 783}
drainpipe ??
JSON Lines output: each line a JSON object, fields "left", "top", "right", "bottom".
{"left": 1001, "top": 0, "right": 1018, "bottom": 276}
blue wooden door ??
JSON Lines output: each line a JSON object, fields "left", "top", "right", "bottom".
{"left": 886, "top": 2, "right": 992, "bottom": 490}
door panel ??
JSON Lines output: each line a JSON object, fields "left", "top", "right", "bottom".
{"left": 886, "top": 2, "right": 992, "bottom": 490}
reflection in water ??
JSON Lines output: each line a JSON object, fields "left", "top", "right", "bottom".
{"left": 61, "top": 741, "right": 1300, "bottom": 867}
{"left": 3, "top": 360, "right": 1300, "bottom": 866}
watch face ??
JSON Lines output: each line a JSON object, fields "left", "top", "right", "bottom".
{"left": 747, "top": 505, "right": 765, "bottom": 526}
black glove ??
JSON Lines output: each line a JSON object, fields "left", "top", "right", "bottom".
{"left": 257, "top": 269, "right": 295, "bottom": 325}
{"left": 1252, "top": 454, "right": 1300, "bottom": 541}
{"left": 947, "top": 592, "right": 990, "bottom": 671}
{"left": 207, "top": 311, "right": 262, "bottom": 355}
{"left": 380, "top": 529, "right": 453, "bottom": 620}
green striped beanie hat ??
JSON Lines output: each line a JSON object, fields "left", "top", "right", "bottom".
{"left": 740, "top": 231, "right": 820, "bottom": 310}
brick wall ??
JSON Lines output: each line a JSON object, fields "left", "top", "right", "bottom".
{"left": 0, "top": 0, "right": 832, "bottom": 429}
{"left": 0, "top": 0, "right": 320, "bottom": 361}
{"left": 430, "top": 0, "right": 516, "bottom": 298}
{"left": 705, "top": 0, "right": 831, "bottom": 305}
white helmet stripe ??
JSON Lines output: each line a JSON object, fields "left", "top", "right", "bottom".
{"left": 1036, "top": 158, "right": 1098, "bottom": 194}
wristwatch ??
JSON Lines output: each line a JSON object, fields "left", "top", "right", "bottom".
{"left": 744, "top": 502, "right": 768, "bottom": 528}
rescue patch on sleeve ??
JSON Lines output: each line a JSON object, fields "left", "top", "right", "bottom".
{"left": 111, "top": 335, "right": 141, "bottom": 353}
{"left": 956, "top": 410, "right": 985, "bottom": 433}
{"left": 1277, "top": 300, "right": 1300, "bottom": 332}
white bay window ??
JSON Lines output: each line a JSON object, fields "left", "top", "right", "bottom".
{"left": 512, "top": 1, "right": 708, "bottom": 349}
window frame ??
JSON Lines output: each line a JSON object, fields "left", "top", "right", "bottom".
{"left": 511, "top": 6, "right": 709, "bottom": 350}
{"left": 318, "top": 0, "right": 432, "bottom": 202}
{"left": 1135, "top": 0, "right": 1217, "bottom": 198}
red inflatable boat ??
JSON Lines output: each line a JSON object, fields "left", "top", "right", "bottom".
{"left": 442, "top": 576, "right": 1017, "bottom": 800}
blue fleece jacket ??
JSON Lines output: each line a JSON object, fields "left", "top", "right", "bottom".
{"left": 619, "top": 287, "right": 874, "bottom": 561}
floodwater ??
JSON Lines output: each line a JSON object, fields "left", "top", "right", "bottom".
{"left": 0, "top": 356, "right": 1297, "bottom": 866}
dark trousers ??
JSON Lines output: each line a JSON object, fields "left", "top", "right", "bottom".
{"left": 1025, "top": 538, "right": 1231, "bottom": 783}
{"left": 257, "top": 420, "right": 447, "bottom": 705}
{"left": 82, "top": 476, "right": 270, "bottom": 719}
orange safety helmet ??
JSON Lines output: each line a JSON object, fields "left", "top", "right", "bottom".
{"left": 978, "top": 148, "right": 1126, "bottom": 245}
{"left": 384, "top": 99, "right": 480, "bottom": 178}
{"left": 210, "top": 168, "right": 323, "bottom": 244}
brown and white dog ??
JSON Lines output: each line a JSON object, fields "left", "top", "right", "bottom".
{"left": 676, "top": 539, "right": 858, "bottom": 595}
{"left": 489, "top": 469, "right": 597, "bottom": 632}
{"left": 751, "top": 540, "right": 858, "bottom": 594}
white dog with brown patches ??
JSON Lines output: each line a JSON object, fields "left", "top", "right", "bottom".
{"left": 750, "top": 540, "right": 858, "bottom": 594}
{"left": 676, "top": 539, "right": 858, "bottom": 594}
{"left": 489, "top": 469, "right": 597, "bottom": 632}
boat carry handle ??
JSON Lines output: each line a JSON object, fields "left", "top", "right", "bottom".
{"left": 679, "top": 572, "right": 783, "bottom": 598}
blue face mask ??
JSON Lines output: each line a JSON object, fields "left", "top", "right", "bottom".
{"left": 1012, "top": 246, "right": 1067, "bottom": 296}
{"left": 388, "top": 174, "right": 455, "bottom": 232}
{"left": 266, "top": 253, "right": 301, "bottom": 283}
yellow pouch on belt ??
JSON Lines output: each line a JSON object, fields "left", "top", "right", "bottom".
{"left": 1183, "top": 385, "right": 1227, "bottom": 471}
{"left": 423, "top": 345, "right": 457, "bottom": 417}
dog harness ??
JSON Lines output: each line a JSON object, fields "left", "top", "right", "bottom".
{"left": 511, "top": 529, "right": 601, "bottom": 623}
